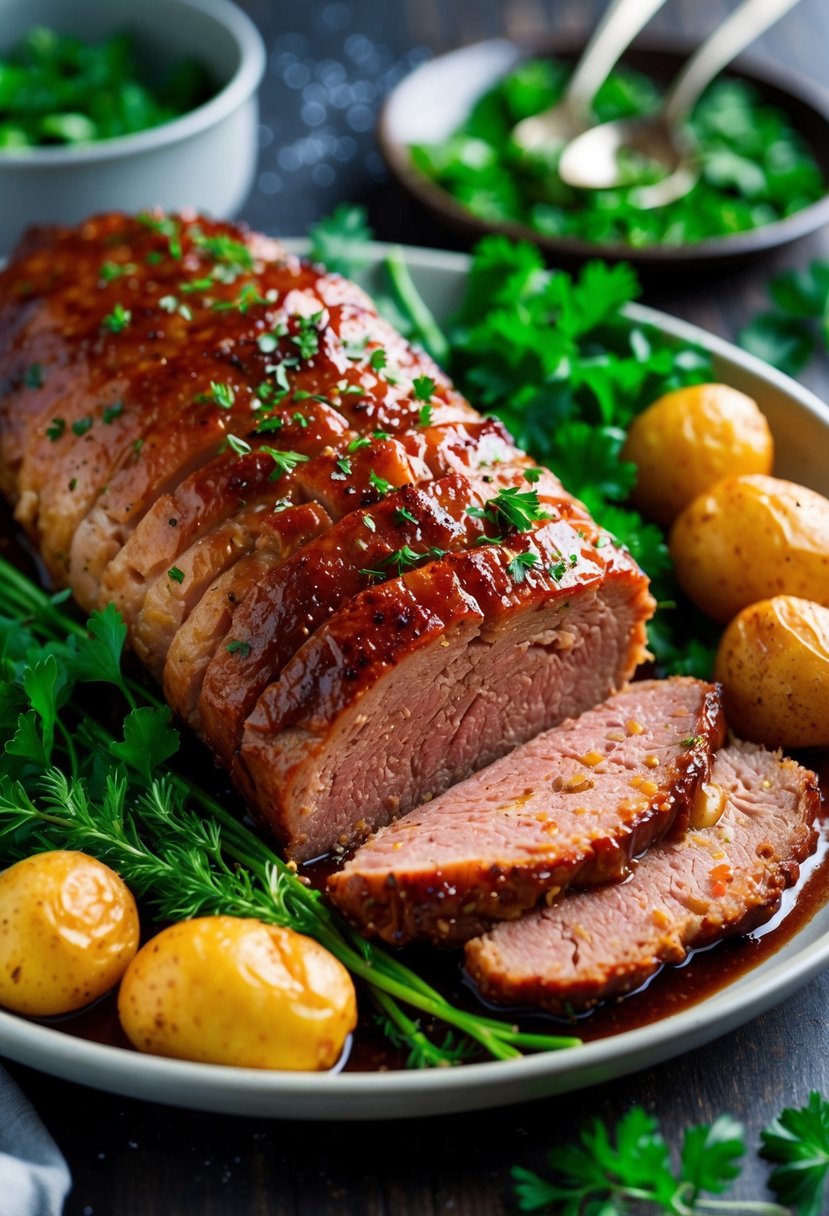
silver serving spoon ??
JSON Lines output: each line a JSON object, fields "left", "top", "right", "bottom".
{"left": 558, "top": 0, "right": 803, "bottom": 208}
{"left": 513, "top": 0, "right": 671, "bottom": 152}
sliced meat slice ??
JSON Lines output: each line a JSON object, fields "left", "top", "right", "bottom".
{"left": 327, "top": 679, "right": 726, "bottom": 945}
{"left": 100, "top": 427, "right": 431, "bottom": 631}
{"left": 133, "top": 500, "right": 330, "bottom": 678}
{"left": 69, "top": 399, "right": 352, "bottom": 611}
{"left": 198, "top": 467, "right": 575, "bottom": 769}
{"left": 239, "top": 520, "right": 654, "bottom": 861}
{"left": 465, "top": 742, "right": 819, "bottom": 1012}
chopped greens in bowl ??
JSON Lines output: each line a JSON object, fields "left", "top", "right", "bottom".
{"left": 408, "top": 57, "right": 827, "bottom": 249}
{"left": 0, "top": 25, "right": 215, "bottom": 150}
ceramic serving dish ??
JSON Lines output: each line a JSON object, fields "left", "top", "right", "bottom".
{"left": 379, "top": 37, "right": 829, "bottom": 274}
{"left": 0, "top": 0, "right": 266, "bottom": 253}
{"left": 1, "top": 239, "right": 827, "bottom": 1119}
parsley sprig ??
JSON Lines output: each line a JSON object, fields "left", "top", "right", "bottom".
{"left": 0, "top": 556, "right": 580, "bottom": 1069}
{"left": 739, "top": 260, "right": 829, "bottom": 376}
{"left": 513, "top": 1097, "right": 829, "bottom": 1214}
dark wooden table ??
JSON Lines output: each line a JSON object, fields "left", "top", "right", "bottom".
{"left": 8, "top": 1, "right": 829, "bottom": 1212}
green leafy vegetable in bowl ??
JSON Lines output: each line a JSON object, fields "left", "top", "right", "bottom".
{"left": 0, "top": 26, "right": 214, "bottom": 149}
{"left": 409, "top": 58, "right": 826, "bottom": 248}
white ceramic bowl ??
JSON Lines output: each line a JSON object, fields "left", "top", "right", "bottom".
{"left": 0, "top": 0, "right": 266, "bottom": 252}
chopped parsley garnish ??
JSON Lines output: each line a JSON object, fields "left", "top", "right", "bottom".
{"left": 333, "top": 457, "right": 352, "bottom": 478}
{"left": 261, "top": 448, "right": 309, "bottom": 480}
{"left": 46, "top": 417, "right": 66, "bottom": 442}
{"left": 506, "top": 552, "right": 539, "bottom": 583}
{"left": 373, "top": 429, "right": 391, "bottom": 440}
{"left": 221, "top": 434, "right": 252, "bottom": 457}
{"left": 412, "top": 375, "right": 436, "bottom": 401}
{"left": 471, "top": 486, "right": 549, "bottom": 534}
{"left": 681, "top": 735, "right": 706, "bottom": 748}
{"left": 369, "top": 348, "right": 387, "bottom": 371}
{"left": 369, "top": 469, "right": 393, "bottom": 496}
{"left": 292, "top": 411, "right": 309, "bottom": 428}
{"left": 192, "top": 232, "right": 255, "bottom": 278}
{"left": 384, "top": 545, "right": 424, "bottom": 575}
{"left": 524, "top": 467, "right": 542, "bottom": 484}
{"left": 291, "top": 313, "right": 323, "bottom": 360}
{"left": 348, "top": 436, "right": 372, "bottom": 452}
{"left": 99, "top": 261, "right": 136, "bottom": 283}
{"left": 197, "top": 381, "right": 235, "bottom": 410}
{"left": 394, "top": 507, "right": 418, "bottom": 525}
{"left": 225, "top": 640, "right": 251, "bottom": 657}
{"left": 418, "top": 403, "right": 433, "bottom": 426}
{"left": 253, "top": 416, "right": 284, "bottom": 435}
{"left": 102, "top": 401, "right": 124, "bottom": 425}
{"left": 72, "top": 417, "right": 93, "bottom": 437}
{"left": 549, "top": 560, "right": 567, "bottom": 582}
{"left": 137, "top": 213, "right": 182, "bottom": 259}
{"left": 24, "top": 362, "right": 44, "bottom": 389}
{"left": 100, "top": 303, "right": 131, "bottom": 333}
{"left": 167, "top": 566, "right": 185, "bottom": 584}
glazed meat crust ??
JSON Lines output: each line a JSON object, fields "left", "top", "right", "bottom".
{"left": 0, "top": 212, "right": 655, "bottom": 859}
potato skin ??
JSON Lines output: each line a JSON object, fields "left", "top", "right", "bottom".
{"left": 0, "top": 851, "right": 139, "bottom": 1016}
{"left": 118, "top": 916, "right": 357, "bottom": 1070}
{"left": 623, "top": 384, "right": 773, "bottom": 526}
{"left": 714, "top": 596, "right": 829, "bottom": 748}
{"left": 670, "top": 474, "right": 829, "bottom": 622}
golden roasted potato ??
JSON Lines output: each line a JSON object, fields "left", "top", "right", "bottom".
{"left": 715, "top": 596, "right": 829, "bottom": 748}
{"left": 118, "top": 916, "right": 356, "bottom": 1070}
{"left": 623, "top": 384, "right": 773, "bottom": 526}
{"left": 0, "top": 851, "right": 139, "bottom": 1016}
{"left": 670, "top": 474, "right": 829, "bottom": 622}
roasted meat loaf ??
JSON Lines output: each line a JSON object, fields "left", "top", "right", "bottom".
{"left": 465, "top": 742, "right": 819, "bottom": 1011}
{"left": 0, "top": 212, "right": 654, "bottom": 858}
{"left": 328, "top": 679, "right": 726, "bottom": 945}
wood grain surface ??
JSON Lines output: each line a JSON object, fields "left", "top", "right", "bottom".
{"left": 6, "top": 2, "right": 829, "bottom": 1212}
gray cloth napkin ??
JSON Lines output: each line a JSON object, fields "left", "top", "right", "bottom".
{"left": 0, "top": 1068, "right": 71, "bottom": 1216}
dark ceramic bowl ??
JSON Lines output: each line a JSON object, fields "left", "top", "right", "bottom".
{"left": 378, "top": 36, "right": 829, "bottom": 274}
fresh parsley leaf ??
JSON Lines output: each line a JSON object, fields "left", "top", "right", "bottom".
{"left": 109, "top": 707, "right": 179, "bottom": 785}
{"left": 24, "top": 363, "right": 44, "bottom": 389}
{"left": 369, "top": 469, "right": 393, "bottom": 496}
{"left": 72, "top": 417, "right": 93, "bottom": 437}
{"left": 102, "top": 401, "right": 124, "bottom": 424}
{"left": 762, "top": 1091, "right": 829, "bottom": 1216}
{"left": 680, "top": 1115, "right": 745, "bottom": 1202}
{"left": 66, "top": 604, "right": 127, "bottom": 690}
{"left": 412, "top": 375, "right": 435, "bottom": 401}
{"left": 739, "top": 313, "right": 815, "bottom": 376}
{"left": 101, "top": 302, "right": 131, "bottom": 333}
{"left": 308, "top": 203, "right": 373, "bottom": 276}
{"left": 506, "top": 552, "right": 539, "bottom": 583}
{"left": 46, "top": 417, "right": 66, "bottom": 442}
{"left": 261, "top": 448, "right": 309, "bottom": 480}
{"left": 168, "top": 566, "right": 185, "bottom": 584}
{"left": 226, "top": 640, "right": 251, "bottom": 657}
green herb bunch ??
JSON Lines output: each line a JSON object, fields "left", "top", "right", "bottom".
{"left": 408, "top": 58, "right": 824, "bottom": 249}
{"left": 513, "top": 1093, "right": 829, "bottom": 1215}
{"left": 0, "top": 557, "right": 579, "bottom": 1068}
